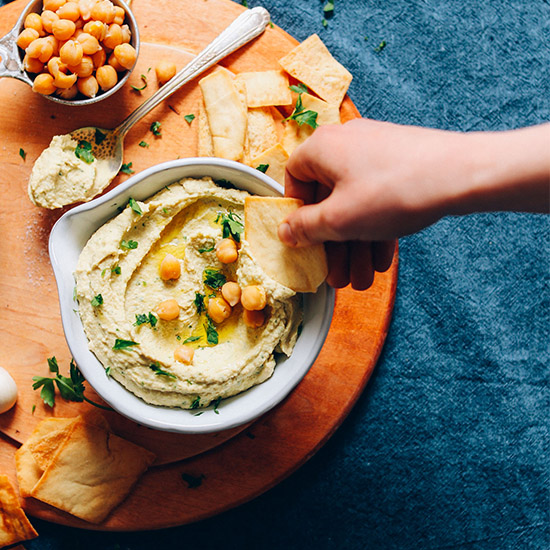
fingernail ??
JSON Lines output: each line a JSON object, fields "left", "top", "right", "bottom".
{"left": 278, "top": 222, "right": 297, "bottom": 246}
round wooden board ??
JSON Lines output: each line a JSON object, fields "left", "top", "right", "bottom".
{"left": 0, "top": 0, "right": 398, "bottom": 530}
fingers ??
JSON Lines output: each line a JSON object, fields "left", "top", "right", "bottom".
{"left": 325, "top": 242, "right": 350, "bottom": 288}
{"left": 350, "top": 241, "right": 374, "bottom": 290}
{"left": 372, "top": 240, "right": 396, "bottom": 273}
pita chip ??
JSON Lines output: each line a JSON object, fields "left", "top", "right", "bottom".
{"left": 0, "top": 475, "right": 38, "bottom": 547}
{"left": 236, "top": 70, "right": 292, "bottom": 107}
{"left": 249, "top": 143, "right": 289, "bottom": 186}
{"left": 244, "top": 197, "right": 328, "bottom": 292}
{"left": 278, "top": 34, "right": 352, "bottom": 106}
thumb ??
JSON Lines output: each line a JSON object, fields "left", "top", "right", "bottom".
{"left": 278, "top": 201, "right": 339, "bottom": 247}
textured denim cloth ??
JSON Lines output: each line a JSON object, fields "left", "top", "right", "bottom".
{"left": 3, "top": 0, "right": 548, "bottom": 548}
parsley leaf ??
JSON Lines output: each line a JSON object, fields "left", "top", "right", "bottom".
{"left": 91, "top": 294, "right": 103, "bottom": 307}
{"left": 112, "top": 265, "right": 121, "bottom": 275}
{"left": 95, "top": 129, "right": 107, "bottom": 145}
{"left": 203, "top": 268, "right": 226, "bottom": 289}
{"left": 120, "top": 239, "right": 138, "bottom": 250}
{"left": 134, "top": 312, "right": 157, "bottom": 327}
{"left": 183, "top": 114, "right": 195, "bottom": 124}
{"left": 121, "top": 162, "right": 135, "bottom": 175}
{"left": 75, "top": 140, "right": 94, "bottom": 164}
{"left": 191, "top": 395, "right": 201, "bottom": 409}
{"left": 215, "top": 211, "right": 244, "bottom": 242}
{"left": 212, "top": 396, "right": 222, "bottom": 414}
{"left": 194, "top": 292, "right": 205, "bottom": 315}
{"left": 323, "top": 0, "right": 334, "bottom": 14}
{"left": 256, "top": 164, "right": 269, "bottom": 173}
{"left": 139, "top": 140, "right": 149, "bottom": 148}
{"left": 131, "top": 72, "right": 149, "bottom": 92}
{"left": 32, "top": 357, "right": 112, "bottom": 410}
{"left": 205, "top": 315, "right": 218, "bottom": 345}
{"left": 150, "top": 362, "right": 177, "bottom": 379}
{"left": 289, "top": 83, "right": 308, "bottom": 94}
{"left": 150, "top": 121, "right": 162, "bottom": 136}
{"left": 286, "top": 93, "right": 319, "bottom": 129}
{"left": 19, "top": 148, "right": 26, "bottom": 161}
{"left": 183, "top": 335, "right": 201, "bottom": 344}
{"left": 374, "top": 40, "right": 387, "bottom": 53}
{"left": 128, "top": 197, "right": 142, "bottom": 215}
{"left": 198, "top": 243, "right": 215, "bottom": 253}
{"left": 113, "top": 338, "right": 139, "bottom": 350}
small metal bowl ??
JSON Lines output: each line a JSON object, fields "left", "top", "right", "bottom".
{"left": 0, "top": 0, "right": 140, "bottom": 106}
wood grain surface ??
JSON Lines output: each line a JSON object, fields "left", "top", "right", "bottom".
{"left": 0, "top": 0, "right": 398, "bottom": 530}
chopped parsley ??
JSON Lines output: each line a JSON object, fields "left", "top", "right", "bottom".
{"left": 150, "top": 363, "right": 176, "bottom": 379}
{"left": 95, "top": 129, "right": 107, "bottom": 145}
{"left": 19, "top": 148, "right": 26, "bottom": 161}
{"left": 139, "top": 140, "right": 149, "bottom": 148}
{"left": 105, "top": 366, "right": 112, "bottom": 377}
{"left": 286, "top": 93, "right": 319, "bottom": 129}
{"left": 205, "top": 315, "right": 218, "bottom": 345}
{"left": 113, "top": 338, "right": 139, "bottom": 350}
{"left": 256, "top": 164, "right": 269, "bottom": 173}
{"left": 289, "top": 83, "right": 308, "bottom": 94}
{"left": 194, "top": 292, "right": 205, "bottom": 315}
{"left": 120, "top": 162, "right": 135, "bottom": 174}
{"left": 241, "top": 0, "right": 248, "bottom": 6}
{"left": 75, "top": 140, "right": 94, "bottom": 164}
{"left": 374, "top": 40, "right": 387, "bottom": 53}
{"left": 203, "top": 268, "right": 226, "bottom": 289}
{"left": 183, "top": 113, "right": 195, "bottom": 124}
{"left": 183, "top": 335, "right": 201, "bottom": 344}
{"left": 323, "top": 0, "right": 334, "bottom": 15}
{"left": 112, "top": 265, "right": 121, "bottom": 275}
{"left": 150, "top": 121, "right": 162, "bottom": 136}
{"left": 131, "top": 72, "right": 149, "bottom": 92}
{"left": 120, "top": 239, "right": 138, "bottom": 250}
{"left": 134, "top": 312, "right": 158, "bottom": 327}
{"left": 190, "top": 395, "right": 201, "bottom": 409}
{"left": 181, "top": 472, "right": 205, "bottom": 488}
{"left": 198, "top": 243, "right": 215, "bottom": 253}
{"left": 128, "top": 197, "right": 142, "bottom": 215}
{"left": 32, "top": 357, "right": 112, "bottom": 410}
{"left": 212, "top": 396, "right": 222, "bottom": 414}
{"left": 215, "top": 210, "right": 244, "bottom": 242}
{"left": 91, "top": 293, "right": 103, "bottom": 307}
{"left": 322, "top": 17, "right": 328, "bottom": 27}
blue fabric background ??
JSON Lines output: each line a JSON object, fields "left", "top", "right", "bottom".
{"left": 3, "top": 0, "right": 549, "bottom": 548}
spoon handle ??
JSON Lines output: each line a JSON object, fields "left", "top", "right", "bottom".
{"left": 116, "top": 6, "right": 271, "bottom": 136}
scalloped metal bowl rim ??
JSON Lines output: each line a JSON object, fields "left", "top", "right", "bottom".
{"left": 48, "top": 158, "right": 335, "bottom": 434}
{"left": 13, "top": 0, "right": 140, "bottom": 106}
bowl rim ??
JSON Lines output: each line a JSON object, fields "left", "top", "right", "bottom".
{"left": 9, "top": 0, "right": 139, "bottom": 106}
{"left": 49, "top": 158, "right": 335, "bottom": 434}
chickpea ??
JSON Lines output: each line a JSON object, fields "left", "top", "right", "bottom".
{"left": 156, "top": 299, "right": 180, "bottom": 321}
{"left": 207, "top": 296, "right": 231, "bottom": 324}
{"left": 76, "top": 32, "right": 100, "bottom": 55}
{"left": 159, "top": 253, "right": 181, "bottom": 281}
{"left": 56, "top": 83, "right": 78, "bottom": 99}
{"left": 56, "top": 1, "right": 80, "bottom": 22}
{"left": 215, "top": 238, "right": 238, "bottom": 264}
{"left": 44, "top": 35, "right": 60, "bottom": 55}
{"left": 26, "top": 37, "right": 54, "bottom": 63}
{"left": 53, "top": 70, "right": 77, "bottom": 89}
{"left": 221, "top": 281, "right": 241, "bottom": 307}
{"left": 47, "top": 56, "right": 67, "bottom": 77}
{"left": 113, "top": 43, "right": 136, "bottom": 69}
{"left": 155, "top": 60, "right": 177, "bottom": 85}
{"left": 92, "top": 47, "right": 107, "bottom": 69}
{"left": 24, "top": 13, "right": 44, "bottom": 36}
{"left": 43, "top": 0, "right": 66, "bottom": 12}
{"left": 102, "top": 23, "right": 122, "bottom": 50}
{"left": 241, "top": 285, "right": 267, "bottom": 311}
{"left": 83, "top": 20, "right": 106, "bottom": 41}
{"left": 51, "top": 19, "right": 76, "bottom": 41}
{"left": 174, "top": 345, "right": 194, "bottom": 364}
{"left": 41, "top": 10, "right": 59, "bottom": 34}
{"left": 113, "top": 6, "right": 125, "bottom": 25}
{"left": 107, "top": 51, "right": 124, "bottom": 71}
{"left": 59, "top": 39, "right": 83, "bottom": 65}
{"left": 68, "top": 55, "right": 94, "bottom": 77}
{"left": 243, "top": 308, "right": 265, "bottom": 329}
{"left": 79, "top": 0, "right": 95, "bottom": 21}
{"left": 23, "top": 54, "right": 44, "bottom": 73}
{"left": 77, "top": 74, "right": 99, "bottom": 97}
{"left": 32, "top": 73, "right": 56, "bottom": 95}
{"left": 120, "top": 24, "right": 131, "bottom": 44}
{"left": 91, "top": 0, "right": 116, "bottom": 24}
{"left": 16, "top": 28, "right": 39, "bottom": 50}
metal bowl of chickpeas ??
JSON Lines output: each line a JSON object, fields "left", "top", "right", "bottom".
{"left": 0, "top": 0, "right": 139, "bottom": 105}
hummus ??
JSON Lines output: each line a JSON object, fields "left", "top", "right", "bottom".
{"left": 28, "top": 134, "right": 112, "bottom": 209}
{"left": 75, "top": 178, "right": 302, "bottom": 409}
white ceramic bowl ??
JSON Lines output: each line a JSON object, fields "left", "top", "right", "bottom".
{"left": 49, "top": 158, "right": 334, "bottom": 433}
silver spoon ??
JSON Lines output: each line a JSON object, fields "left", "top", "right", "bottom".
{"left": 30, "top": 7, "right": 271, "bottom": 208}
